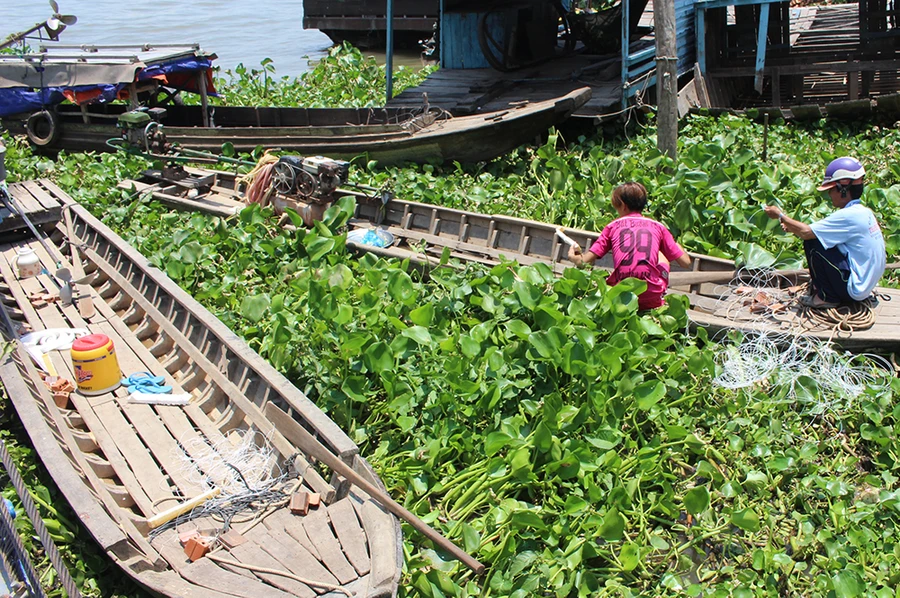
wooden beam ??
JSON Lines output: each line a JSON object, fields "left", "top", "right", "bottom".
{"left": 709, "top": 58, "right": 900, "bottom": 77}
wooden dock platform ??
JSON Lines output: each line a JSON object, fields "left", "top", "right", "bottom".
{"left": 388, "top": 54, "right": 626, "bottom": 123}
{"left": 1, "top": 180, "right": 63, "bottom": 236}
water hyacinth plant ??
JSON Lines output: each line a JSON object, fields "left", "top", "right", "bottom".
{"left": 2, "top": 47, "right": 900, "bottom": 598}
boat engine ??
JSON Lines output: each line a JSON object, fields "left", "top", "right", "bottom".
{"left": 117, "top": 108, "right": 167, "bottom": 153}
{"left": 271, "top": 155, "right": 349, "bottom": 203}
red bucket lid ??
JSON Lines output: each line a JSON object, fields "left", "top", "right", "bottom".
{"left": 72, "top": 334, "right": 111, "bottom": 352}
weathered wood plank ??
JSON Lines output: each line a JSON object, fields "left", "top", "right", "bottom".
{"left": 266, "top": 508, "right": 323, "bottom": 561}
{"left": 228, "top": 542, "right": 315, "bottom": 597}
{"left": 256, "top": 514, "right": 341, "bottom": 589}
{"left": 301, "top": 508, "right": 358, "bottom": 585}
{"left": 326, "top": 498, "right": 370, "bottom": 576}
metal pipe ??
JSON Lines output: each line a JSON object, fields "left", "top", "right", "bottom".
{"left": 386, "top": 0, "right": 395, "bottom": 103}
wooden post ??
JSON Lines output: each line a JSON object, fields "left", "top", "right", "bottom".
{"left": 771, "top": 67, "right": 781, "bottom": 107}
{"left": 656, "top": 0, "right": 678, "bottom": 162}
{"left": 198, "top": 70, "right": 210, "bottom": 128}
{"left": 129, "top": 82, "right": 139, "bottom": 111}
{"left": 848, "top": 69, "right": 859, "bottom": 100}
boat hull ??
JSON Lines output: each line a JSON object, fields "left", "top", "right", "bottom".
{"left": 3, "top": 88, "right": 591, "bottom": 165}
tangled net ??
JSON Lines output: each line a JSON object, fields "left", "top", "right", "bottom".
{"left": 706, "top": 267, "right": 892, "bottom": 415}
{"left": 149, "top": 430, "right": 300, "bottom": 539}
{"left": 701, "top": 268, "right": 879, "bottom": 339}
{"left": 712, "top": 330, "right": 891, "bottom": 414}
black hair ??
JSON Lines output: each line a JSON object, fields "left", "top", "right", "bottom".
{"left": 612, "top": 182, "right": 648, "bottom": 212}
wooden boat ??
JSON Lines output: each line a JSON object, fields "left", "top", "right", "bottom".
{"left": 3, "top": 67, "right": 591, "bottom": 165}
{"left": 119, "top": 165, "right": 900, "bottom": 352}
{"left": 0, "top": 179, "right": 404, "bottom": 597}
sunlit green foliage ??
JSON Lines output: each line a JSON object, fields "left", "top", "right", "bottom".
{"left": 207, "top": 43, "right": 438, "bottom": 107}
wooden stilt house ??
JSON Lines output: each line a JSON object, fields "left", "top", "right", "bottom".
{"left": 695, "top": 0, "right": 900, "bottom": 112}
{"left": 389, "top": 0, "right": 701, "bottom": 122}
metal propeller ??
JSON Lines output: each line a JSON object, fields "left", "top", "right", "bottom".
{"left": 0, "top": 0, "right": 77, "bottom": 50}
{"left": 46, "top": 0, "right": 78, "bottom": 39}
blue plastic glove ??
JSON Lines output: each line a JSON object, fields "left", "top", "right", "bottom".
{"left": 121, "top": 372, "right": 172, "bottom": 394}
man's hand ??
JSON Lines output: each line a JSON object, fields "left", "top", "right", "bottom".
{"left": 764, "top": 205, "right": 815, "bottom": 240}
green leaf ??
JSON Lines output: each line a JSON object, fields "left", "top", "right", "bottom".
{"left": 505, "top": 319, "right": 532, "bottom": 339}
{"left": 684, "top": 486, "right": 710, "bottom": 515}
{"left": 484, "top": 432, "right": 512, "bottom": 457}
{"left": 619, "top": 542, "right": 640, "bottom": 571}
{"left": 461, "top": 523, "right": 481, "bottom": 553}
{"left": 599, "top": 508, "right": 625, "bottom": 542}
{"left": 731, "top": 508, "right": 760, "bottom": 532}
{"left": 304, "top": 235, "right": 336, "bottom": 261}
{"left": 634, "top": 380, "right": 666, "bottom": 410}
{"left": 409, "top": 303, "right": 434, "bottom": 326}
{"left": 459, "top": 334, "right": 481, "bottom": 359}
{"left": 341, "top": 376, "right": 370, "bottom": 402}
{"left": 402, "top": 326, "right": 433, "bottom": 346}
{"left": 514, "top": 280, "right": 543, "bottom": 310}
{"left": 832, "top": 571, "right": 863, "bottom": 598}
{"left": 364, "top": 341, "right": 393, "bottom": 374}
{"left": 240, "top": 294, "right": 270, "bottom": 323}
{"left": 388, "top": 270, "right": 416, "bottom": 306}
{"left": 564, "top": 495, "right": 588, "bottom": 515}
{"left": 736, "top": 242, "right": 777, "bottom": 269}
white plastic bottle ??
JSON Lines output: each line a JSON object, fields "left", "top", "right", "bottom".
{"left": 15, "top": 247, "right": 41, "bottom": 279}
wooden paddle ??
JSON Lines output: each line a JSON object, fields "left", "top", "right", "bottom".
{"left": 264, "top": 402, "right": 486, "bottom": 575}
{"left": 668, "top": 262, "right": 900, "bottom": 287}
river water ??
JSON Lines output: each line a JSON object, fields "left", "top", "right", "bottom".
{"left": 7, "top": 1, "right": 363, "bottom": 78}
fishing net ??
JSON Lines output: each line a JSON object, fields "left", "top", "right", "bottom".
{"left": 702, "top": 267, "right": 879, "bottom": 337}
{"left": 149, "top": 430, "right": 300, "bottom": 539}
{"left": 712, "top": 330, "right": 891, "bottom": 414}
{"left": 705, "top": 267, "right": 893, "bottom": 415}
{"left": 0, "top": 439, "right": 81, "bottom": 598}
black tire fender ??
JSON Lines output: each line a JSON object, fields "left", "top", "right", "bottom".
{"left": 25, "top": 110, "right": 61, "bottom": 147}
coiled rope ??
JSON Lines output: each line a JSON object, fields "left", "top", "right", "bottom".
{"left": 792, "top": 283, "right": 878, "bottom": 338}
{"left": 239, "top": 152, "right": 280, "bottom": 206}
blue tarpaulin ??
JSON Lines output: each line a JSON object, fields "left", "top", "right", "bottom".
{"left": 0, "top": 56, "right": 216, "bottom": 118}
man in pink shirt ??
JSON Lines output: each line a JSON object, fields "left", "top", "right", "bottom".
{"left": 567, "top": 182, "right": 692, "bottom": 310}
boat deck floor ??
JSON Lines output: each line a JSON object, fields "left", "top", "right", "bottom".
{"left": 676, "top": 282, "right": 900, "bottom": 351}
{"left": 1, "top": 180, "right": 63, "bottom": 235}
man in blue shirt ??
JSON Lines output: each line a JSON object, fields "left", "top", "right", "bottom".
{"left": 764, "top": 157, "right": 886, "bottom": 309}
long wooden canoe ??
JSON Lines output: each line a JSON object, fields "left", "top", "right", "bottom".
{"left": 0, "top": 179, "right": 403, "bottom": 597}
{"left": 3, "top": 87, "right": 591, "bottom": 166}
{"left": 118, "top": 166, "right": 900, "bottom": 351}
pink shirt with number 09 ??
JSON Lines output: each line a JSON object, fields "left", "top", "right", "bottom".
{"left": 588, "top": 214, "right": 686, "bottom": 310}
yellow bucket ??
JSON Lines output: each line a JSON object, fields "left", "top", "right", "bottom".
{"left": 71, "top": 334, "right": 121, "bottom": 396}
